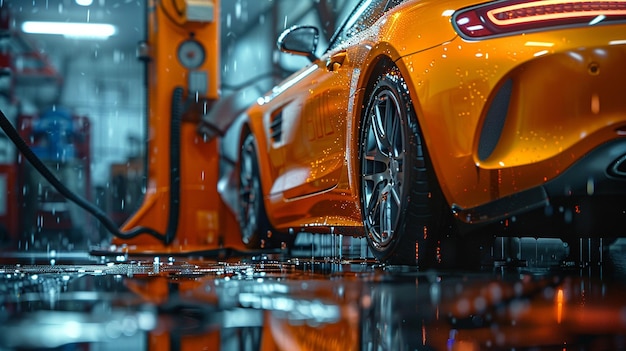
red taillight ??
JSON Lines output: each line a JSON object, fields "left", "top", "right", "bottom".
{"left": 453, "top": 0, "right": 626, "bottom": 39}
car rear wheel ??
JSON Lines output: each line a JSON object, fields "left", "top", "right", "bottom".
{"left": 360, "top": 66, "right": 449, "bottom": 267}
{"left": 238, "top": 133, "right": 269, "bottom": 248}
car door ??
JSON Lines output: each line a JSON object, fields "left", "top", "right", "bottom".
{"left": 267, "top": 0, "right": 395, "bottom": 200}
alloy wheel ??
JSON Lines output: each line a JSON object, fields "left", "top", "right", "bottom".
{"left": 361, "top": 88, "right": 407, "bottom": 250}
{"left": 239, "top": 135, "right": 261, "bottom": 246}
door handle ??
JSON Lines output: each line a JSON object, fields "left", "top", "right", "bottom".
{"left": 326, "top": 51, "right": 347, "bottom": 72}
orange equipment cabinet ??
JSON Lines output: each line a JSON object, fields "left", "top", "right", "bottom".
{"left": 108, "top": 0, "right": 243, "bottom": 254}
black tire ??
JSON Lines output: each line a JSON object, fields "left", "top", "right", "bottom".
{"left": 238, "top": 134, "right": 296, "bottom": 250}
{"left": 359, "top": 66, "right": 451, "bottom": 267}
{"left": 238, "top": 134, "right": 270, "bottom": 249}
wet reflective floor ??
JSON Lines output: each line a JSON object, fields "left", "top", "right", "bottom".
{"left": 1, "top": 235, "right": 626, "bottom": 351}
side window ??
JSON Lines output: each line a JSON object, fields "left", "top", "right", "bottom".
{"left": 344, "top": 0, "right": 389, "bottom": 39}
{"left": 385, "top": 0, "right": 405, "bottom": 11}
{"left": 329, "top": 0, "right": 388, "bottom": 50}
{"left": 329, "top": 0, "right": 406, "bottom": 51}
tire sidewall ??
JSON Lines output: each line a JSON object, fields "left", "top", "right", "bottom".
{"left": 238, "top": 134, "right": 263, "bottom": 248}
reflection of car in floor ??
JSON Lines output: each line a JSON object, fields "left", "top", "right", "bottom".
{"left": 231, "top": 0, "right": 626, "bottom": 266}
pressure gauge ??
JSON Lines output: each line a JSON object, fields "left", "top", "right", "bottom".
{"left": 177, "top": 39, "right": 205, "bottom": 69}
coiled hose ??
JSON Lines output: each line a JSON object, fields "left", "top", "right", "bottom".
{"left": 0, "top": 88, "right": 184, "bottom": 244}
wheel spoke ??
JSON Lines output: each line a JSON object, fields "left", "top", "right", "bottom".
{"left": 372, "top": 102, "right": 390, "bottom": 157}
{"left": 366, "top": 185, "right": 381, "bottom": 221}
{"left": 390, "top": 111, "right": 400, "bottom": 157}
{"left": 362, "top": 159, "right": 388, "bottom": 183}
{"left": 382, "top": 92, "right": 405, "bottom": 160}
{"left": 366, "top": 146, "right": 390, "bottom": 168}
{"left": 365, "top": 181, "right": 394, "bottom": 244}
{"left": 384, "top": 95, "right": 395, "bottom": 147}
{"left": 390, "top": 185, "right": 401, "bottom": 208}
{"left": 363, "top": 124, "right": 391, "bottom": 187}
{"left": 378, "top": 183, "right": 393, "bottom": 241}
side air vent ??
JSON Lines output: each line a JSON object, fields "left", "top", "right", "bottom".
{"left": 609, "top": 154, "right": 626, "bottom": 178}
{"left": 477, "top": 79, "right": 513, "bottom": 161}
{"left": 270, "top": 111, "right": 283, "bottom": 142}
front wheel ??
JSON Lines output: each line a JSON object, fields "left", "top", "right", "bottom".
{"left": 359, "top": 66, "right": 449, "bottom": 267}
{"left": 238, "top": 133, "right": 296, "bottom": 250}
{"left": 238, "top": 134, "right": 270, "bottom": 248}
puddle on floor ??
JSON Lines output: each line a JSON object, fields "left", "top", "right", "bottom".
{"left": 1, "top": 236, "right": 626, "bottom": 350}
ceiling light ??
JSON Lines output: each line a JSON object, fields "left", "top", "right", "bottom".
{"left": 21, "top": 21, "right": 116, "bottom": 39}
{"left": 75, "top": 0, "right": 93, "bottom": 6}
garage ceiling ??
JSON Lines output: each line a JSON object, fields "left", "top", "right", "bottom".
{"left": 6, "top": 0, "right": 275, "bottom": 54}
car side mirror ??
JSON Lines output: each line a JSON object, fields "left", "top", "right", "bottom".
{"left": 277, "top": 26, "right": 319, "bottom": 62}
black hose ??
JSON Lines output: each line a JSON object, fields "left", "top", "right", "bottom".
{"left": 0, "top": 98, "right": 182, "bottom": 244}
{"left": 164, "top": 87, "right": 184, "bottom": 244}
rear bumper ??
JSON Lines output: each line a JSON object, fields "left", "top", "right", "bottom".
{"left": 455, "top": 138, "right": 626, "bottom": 237}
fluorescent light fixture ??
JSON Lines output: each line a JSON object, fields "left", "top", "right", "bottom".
{"left": 22, "top": 21, "right": 116, "bottom": 39}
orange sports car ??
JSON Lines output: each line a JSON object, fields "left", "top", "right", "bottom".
{"left": 235, "top": 0, "right": 626, "bottom": 266}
